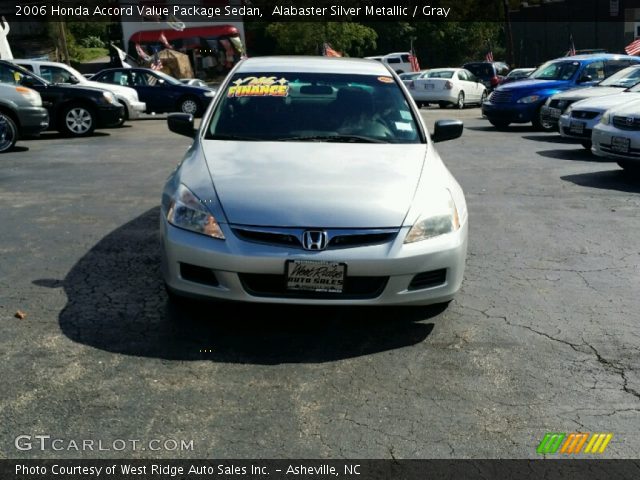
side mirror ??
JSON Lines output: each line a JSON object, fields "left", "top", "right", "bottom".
{"left": 579, "top": 74, "right": 593, "bottom": 83}
{"left": 167, "top": 113, "right": 195, "bottom": 138}
{"left": 432, "top": 119, "right": 463, "bottom": 143}
{"left": 67, "top": 76, "right": 80, "bottom": 84}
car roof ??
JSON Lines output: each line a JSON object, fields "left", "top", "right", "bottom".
{"left": 556, "top": 54, "right": 639, "bottom": 61}
{"left": 235, "top": 56, "right": 390, "bottom": 75}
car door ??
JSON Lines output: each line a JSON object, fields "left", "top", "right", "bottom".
{"left": 464, "top": 69, "right": 484, "bottom": 100}
{"left": 456, "top": 70, "right": 477, "bottom": 101}
{"left": 577, "top": 60, "right": 605, "bottom": 87}
{"left": 134, "top": 71, "right": 183, "bottom": 113}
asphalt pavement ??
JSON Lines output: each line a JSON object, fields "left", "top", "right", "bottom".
{"left": 1, "top": 107, "right": 639, "bottom": 459}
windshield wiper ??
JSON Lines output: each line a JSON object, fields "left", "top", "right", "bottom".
{"left": 206, "top": 133, "right": 260, "bottom": 141}
{"left": 277, "top": 134, "right": 388, "bottom": 143}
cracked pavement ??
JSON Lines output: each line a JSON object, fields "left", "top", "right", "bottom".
{"left": 0, "top": 109, "right": 639, "bottom": 459}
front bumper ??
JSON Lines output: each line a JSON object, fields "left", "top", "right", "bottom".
{"left": 96, "top": 104, "right": 125, "bottom": 128}
{"left": 558, "top": 113, "right": 600, "bottom": 140}
{"left": 160, "top": 217, "right": 468, "bottom": 306}
{"left": 482, "top": 100, "right": 539, "bottom": 124}
{"left": 127, "top": 100, "right": 146, "bottom": 120}
{"left": 592, "top": 124, "right": 640, "bottom": 163}
{"left": 17, "top": 106, "right": 49, "bottom": 136}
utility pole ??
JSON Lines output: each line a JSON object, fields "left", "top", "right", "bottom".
{"left": 503, "top": 0, "right": 514, "bottom": 66}
{"left": 58, "top": 21, "right": 70, "bottom": 65}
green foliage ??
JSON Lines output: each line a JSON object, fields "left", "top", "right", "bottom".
{"left": 266, "top": 22, "right": 377, "bottom": 57}
{"left": 80, "top": 36, "right": 105, "bottom": 49}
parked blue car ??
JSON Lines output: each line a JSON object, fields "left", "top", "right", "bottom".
{"left": 92, "top": 68, "right": 216, "bottom": 117}
{"left": 481, "top": 54, "right": 640, "bottom": 131}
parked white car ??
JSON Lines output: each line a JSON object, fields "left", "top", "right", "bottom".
{"left": 592, "top": 99, "right": 640, "bottom": 172}
{"left": 406, "top": 68, "right": 487, "bottom": 109}
{"left": 12, "top": 60, "right": 146, "bottom": 125}
{"left": 559, "top": 84, "right": 640, "bottom": 148}
{"left": 365, "top": 52, "right": 414, "bottom": 74}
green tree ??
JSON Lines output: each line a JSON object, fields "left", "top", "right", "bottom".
{"left": 266, "top": 22, "right": 377, "bottom": 57}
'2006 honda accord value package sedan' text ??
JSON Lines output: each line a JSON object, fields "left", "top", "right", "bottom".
{"left": 160, "top": 56, "right": 468, "bottom": 306}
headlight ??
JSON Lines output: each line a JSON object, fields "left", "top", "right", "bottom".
{"left": 204, "top": 90, "right": 216, "bottom": 97}
{"left": 565, "top": 104, "right": 574, "bottom": 115}
{"left": 167, "top": 184, "right": 225, "bottom": 239}
{"left": 15, "top": 86, "right": 42, "bottom": 106}
{"left": 600, "top": 112, "right": 611, "bottom": 125}
{"left": 404, "top": 189, "right": 460, "bottom": 243}
{"left": 517, "top": 95, "right": 541, "bottom": 104}
{"left": 101, "top": 91, "right": 116, "bottom": 104}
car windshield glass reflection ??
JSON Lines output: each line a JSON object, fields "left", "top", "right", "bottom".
{"left": 206, "top": 72, "right": 422, "bottom": 144}
{"left": 529, "top": 61, "right": 580, "bottom": 80}
{"left": 599, "top": 67, "right": 640, "bottom": 88}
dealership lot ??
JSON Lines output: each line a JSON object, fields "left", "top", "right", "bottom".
{"left": 1, "top": 109, "right": 639, "bottom": 458}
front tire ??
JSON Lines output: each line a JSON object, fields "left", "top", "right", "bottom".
{"left": 0, "top": 113, "right": 18, "bottom": 153}
{"left": 438, "top": 101, "right": 448, "bottom": 109}
{"left": 114, "top": 102, "right": 128, "bottom": 127}
{"left": 178, "top": 96, "right": 201, "bottom": 116}
{"left": 532, "top": 106, "right": 556, "bottom": 132}
{"left": 617, "top": 161, "right": 640, "bottom": 173}
{"left": 59, "top": 104, "right": 96, "bottom": 137}
{"left": 456, "top": 91, "right": 465, "bottom": 109}
{"left": 479, "top": 91, "right": 487, "bottom": 105}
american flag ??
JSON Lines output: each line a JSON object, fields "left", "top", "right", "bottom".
{"left": 409, "top": 49, "right": 420, "bottom": 72}
{"left": 322, "top": 43, "right": 342, "bottom": 57}
{"left": 566, "top": 34, "right": 576, "bottom": 56}
{"left": 485, "top": 50, "right": 494, "bottom": 62}
{"left": 150, "top": 50, "right": 163, "bottom": 71}
{"left": 625, "top": 38, "right": 640, "bottom": 56}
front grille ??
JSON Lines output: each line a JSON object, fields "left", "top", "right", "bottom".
{"left": 561, "top": 127, "right": 591, "bottom": 138}
{"left": 612, "top": 116, "right": 640, "bottom": 130}
{"left": 180, "top": 263, "right": 219, "bottom": 286}
{"left": 233, "top": 228, "right": 301, "bottom": 248}
{"left": 232, "top": 226, "right": 399, "bottom": 250}
{"left": 408, "top": 269, "right": 447, "bottom": 291}
{"left": 239, "top": 273, "right": 388, "bottom": 299}
{"left": 489, "top": 90, "right": 512, "bottom": 103}
{"left": 571, "top": 110, "right": 599, "bottom": 120}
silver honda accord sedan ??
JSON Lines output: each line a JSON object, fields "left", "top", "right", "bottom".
{"left": 160, "top": 56, "right": 468, "bottom": 305}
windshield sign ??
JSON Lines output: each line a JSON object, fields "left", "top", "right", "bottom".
{"left": 206, "top": 72, "right": 422, "bottom": 144}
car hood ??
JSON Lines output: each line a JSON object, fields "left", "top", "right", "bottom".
{"left": 497, "top": 79, "right": 571, "bottom": 93}
{"left": 85, "top": 80, "right": 139, "bottom": 101}
{"left": 553, "top": 86, "right": 625, "bottom": 101}
{"left": 571, "top": 91, "right": 640, "bottom": 111}
{"left": 605, "top": 97, "right": 640, "bottom": 116}
{"left": 201, "top": 141, "right": 427, "bottom": 228}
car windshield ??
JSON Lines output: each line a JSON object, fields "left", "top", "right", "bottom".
{"left": 0, "top": 62, "right": 48, "bottom": 86}
{"left": 529, "top": 60, "right": 580, "bottom": 80}
{"left": 422, "top": 70, "right": 454, "bottom": 79}
{"left": 153, "top": 70, "right": 181, "bottom": 85}
{"left": 598, "top": 66, "right": 640, "bottom": 88}
{"left": 205, "top": 72, "right": 422, "bottom": 144}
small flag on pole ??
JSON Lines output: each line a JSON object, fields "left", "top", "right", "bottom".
{"left": 485, "top": 41, "right": 494, "bottom": 62}
{"left": 409, "top": 48, "right": 420, "bottom": 72}
{"left": 566, "top": 34, "right": 576, "bottom": 56}
{"left": 625, "top": 38, "right": 640, "bottom": 56}
{"left": 322, "top": 43, "right": 342, "bottom": 57}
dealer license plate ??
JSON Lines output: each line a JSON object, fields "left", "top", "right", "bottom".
{"left": 611, "top": 136, "right": 630, "bottom": 153}
{"left": 546, "top": 107, "right": 561, "bottom": 119}
{"left": 286, "top": 260, "right": 346, "bottom": 293}
{"left": 570, "top": 121, "right": 585, "bottom": 135}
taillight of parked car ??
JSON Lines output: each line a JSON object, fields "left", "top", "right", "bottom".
{"left": 445, "top": 81, "right": 453, "bottom": 90}
{"left": 490, "top": 76, "right": 500, "bottom": 87}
